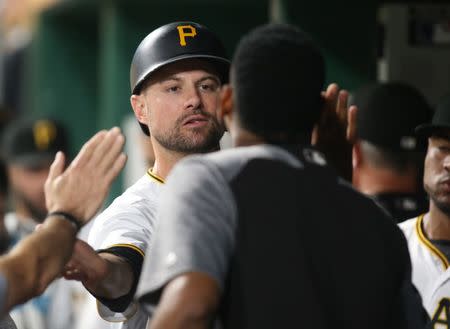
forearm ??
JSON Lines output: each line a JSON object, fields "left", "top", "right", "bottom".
{"left": 0, "top": 216, "right": 76, "bottom": 312}
{"left": 149, "top": 306, "right": 212, "bottom": 329}
{"left": 86, "top": 253, "right": 135, "bottom": 300}
{"left": 148, "top": 274, "right": 219, "bottom": 329}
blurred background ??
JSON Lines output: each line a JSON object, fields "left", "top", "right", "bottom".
{"left": 0, "top": 0, "right": 448, "bottom": 201}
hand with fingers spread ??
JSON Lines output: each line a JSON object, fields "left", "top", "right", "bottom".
{"left": 312, "top": 83, "right": 357, "bottom": 181}
{"left": 0, "top": 128, "right": 127, "bottom": 315}
{"left": 45, "top": 127, "right": 127, "bottom": 224}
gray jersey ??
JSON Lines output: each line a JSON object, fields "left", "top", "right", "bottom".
{"left": 137, "top": 144, "right": 426, "bottom": 329}
{"left": 136, "top": 144, "right": 304, "bottom": 303}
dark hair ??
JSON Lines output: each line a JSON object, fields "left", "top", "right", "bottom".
{"left": 231, "top": 23, "right": 325, "bottom": 143}
{"left": 353, "top": 82, "right": 432, "bottom": 152}
{"left": 360, "top": 140, "right": 425, "bottom": 174}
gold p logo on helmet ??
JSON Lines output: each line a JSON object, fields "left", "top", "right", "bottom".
{"left": 33, "top": 120, "right": 57, "bottom": 150}
{"left": 177, "top": 25, "right": 197, "bottom": 46}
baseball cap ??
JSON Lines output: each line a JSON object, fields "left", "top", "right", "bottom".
{"left": 353, "top": 82, "right": 432, "bottom": 151}
{"left": 415, "top": 93, "right": 450, "bottom": 138}
{"left": 1, "top": 117, "right": 68, "bottom": 168}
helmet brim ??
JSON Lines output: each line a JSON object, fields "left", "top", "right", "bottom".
{"left": 415, "top": 123, "right": 450, "bottom": 138}
{"left": 132, "top": 54, "right": 230, "bottom": 95}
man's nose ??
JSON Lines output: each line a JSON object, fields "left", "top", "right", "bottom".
{"left": 183, "top": 86, "right": 201, "bottom": 110}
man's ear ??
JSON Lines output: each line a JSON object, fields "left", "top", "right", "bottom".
{"left": 130, "top": 94, "right": 148, "bottom": 125}
{"left": 220, "top": 85, "right": 234, "bottom": 130}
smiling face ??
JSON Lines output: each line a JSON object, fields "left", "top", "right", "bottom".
{"left": 424, "top": 134, "right": 450, "bottom": 215}
{"left": 132, "top": 59, "right": 225, "bottom": 155}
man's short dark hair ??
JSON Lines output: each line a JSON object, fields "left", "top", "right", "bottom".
{"left": 353, "top": 82, "right": 431, "bottom": 152}
{"left": 231, "top": 23, "right": 325, "bottom": 143}
{"left": 360, "top": 140, "right": 424, "bottom": 174}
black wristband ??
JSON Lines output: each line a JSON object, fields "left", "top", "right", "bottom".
{"left": 47, "top": 211, "right": 82, "bottom": 232}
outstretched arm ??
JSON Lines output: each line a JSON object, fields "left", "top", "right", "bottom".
{"left": 63, "top": 239, "right": 135, "bottom": 302}
{"left": 0, "top": 127, "right": 126, "bottom": 314}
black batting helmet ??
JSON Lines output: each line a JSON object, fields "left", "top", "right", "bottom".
{"left": 130, "top": 21, "right": 230, "bottom": 135}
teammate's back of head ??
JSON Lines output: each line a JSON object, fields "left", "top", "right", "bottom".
{"left": 352, "top": 82, "right": 432, "bottom": 172}
{"left": 231, "top": 24, "right": 325, "bottom": 144}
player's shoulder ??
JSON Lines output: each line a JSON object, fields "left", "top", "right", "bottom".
{"left": 398, "top": 216, "right": 420, "bottom": 239}
{"left": 126, "top": 172, "right": 164, "bottom": 196}
{"left": 93, "top": 174, "right": 162, "bottom": 223}
{"left": 174, "top": 144, "right": 303, "bottom": 183}
{"left": 114, "top": 173, "right": 161, "bottom": 204}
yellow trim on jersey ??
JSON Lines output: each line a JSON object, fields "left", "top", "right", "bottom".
{"left": 416, "top": 214, "right": 449, "bottom": 269}
{"left": 107, "top": 243, "right": 145, "bottom": 258}
{"left": 146, "top": 168, "right": 165, "bottom": 184}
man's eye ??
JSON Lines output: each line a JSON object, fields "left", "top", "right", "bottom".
{"left": 200, "top": 83, "right": 218, "bottom": 92}
{"left": 438, "top": 146, "right": 450, "bottom": 153}
{"left": 166, "top": 86, "right": 180, "bottom": 92}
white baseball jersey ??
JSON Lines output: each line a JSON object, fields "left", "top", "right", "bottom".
{"left": 399, "top": 214, "right": 450, "bottom": 327}
{"left": 88, "top": 170, "right": 164, "bottom": 329}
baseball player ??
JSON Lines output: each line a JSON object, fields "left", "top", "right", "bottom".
{"left": 352, "top": 82, "right": 432, "bottom": 222}
{"left": 136, "top": 23, "right": 427, "bottom": 329}
{"left": 62, "top": 21, "right": 229, "bottom": 329}
{"left": 400, "top": 94, "right": 450, "bottom": 327}
{"left": 0, "top": 127, "right": 126, "bottom": 328}
{"left": 0, "top": 118, "right": 76, "bottom": 329}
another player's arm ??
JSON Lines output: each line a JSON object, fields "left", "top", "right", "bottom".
{"left": 0, "top": 127, "right": 126, "bottom": 315}
{"left": 148, "top": 272, "right": 220, "bottom": 329}
{"left": 138, "top": 159, "right": 235, "bottom": 328}
{"left": 0, "top": 215, "right": 77, "bottom": 313}
{"left": 64, "top": 240, "right": 137, "bottom": 302}
{"left": 93, "top": 253, "right": 136, "bottom": 299}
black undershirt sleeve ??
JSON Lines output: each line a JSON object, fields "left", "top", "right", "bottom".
{"left": 93, "top": 246, "right": 144, "bottom": 313}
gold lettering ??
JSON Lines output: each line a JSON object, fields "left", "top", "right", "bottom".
{"left": 177, "top": 25, "right": 197, "bottom": 46}
{"left": 33, "top": 120, "right": 57, "bottom": 150}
